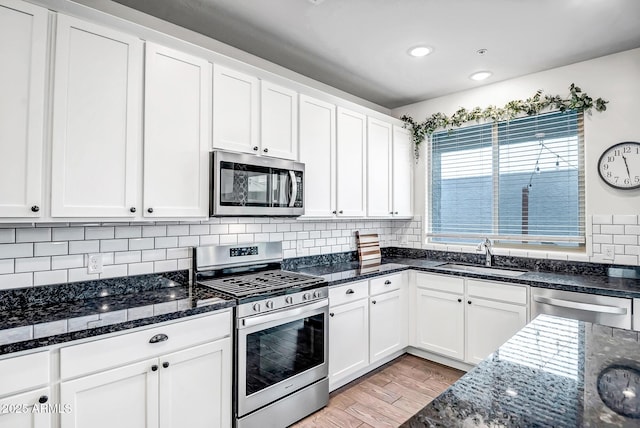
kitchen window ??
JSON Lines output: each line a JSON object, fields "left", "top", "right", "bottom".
{"left": 429, "top": 110, "right": 584, "bottom": 247}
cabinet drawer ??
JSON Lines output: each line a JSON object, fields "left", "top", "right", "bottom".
{"left": 0, "top": 351, "right": 49, "bottom": 396}
{"left": 369, "top": 273, "right": 402, "bottom": 296}
{"left": 60, "top": 310, "right": 231, "bottom": 380}
{"left": 329, "top": 281, "right": 368, "bottom": 306}
{"left": 467, "top": 279, "right": 527, "bottom": 305}
{"left": 416, "top": 273, "right": 464, "bottom": 294}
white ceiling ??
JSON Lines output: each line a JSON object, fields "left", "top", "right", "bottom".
{"left": 112, "top": 0, "right": 640, "bottom": 109}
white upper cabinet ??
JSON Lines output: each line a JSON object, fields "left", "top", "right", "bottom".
{"left": 51, "top": 14, "right": 143, "bottom": 218}
{"left": 367, "top": 118, "right": 392, "bottom": 217}
{"left": 298, "top": 95, "right": 336, "bottom": 218}
{"left": 336, "top": 107, "right": 366, "bottom": 217}
{"left": 261, "top": 81, "right": 298, "bottom": 160}
{"left": 0, "top": 0, "right": 47, "bottom": 218}
{"left": 212, "top": 65, "right": 259, "bottom": 154}
{"left": 143, "top": 43, "right": 211, "bottom": 218}
{"left": 392, "top": 125, "right": 413, "bottom": 217}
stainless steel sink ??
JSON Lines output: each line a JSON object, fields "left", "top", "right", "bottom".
{"left": 438, "top": 263, "right": 527, "bottom": 277}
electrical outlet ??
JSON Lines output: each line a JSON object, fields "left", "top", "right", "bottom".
{"left": 87, "top": 253, "right": 103, "bottom": 274}
{"left": 602, "top": 245, "right": 615, "bottom": 260}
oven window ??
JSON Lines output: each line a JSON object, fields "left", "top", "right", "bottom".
{"left": 245, "top": 313, "right": 325, "bottom": 396}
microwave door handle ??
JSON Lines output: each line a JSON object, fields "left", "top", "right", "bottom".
{"left": 288, "top": 171, "right": 297, "bottom": 207}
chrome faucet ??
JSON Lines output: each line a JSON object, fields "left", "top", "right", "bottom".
{"left": 477, "top": 238, "right": 493, "bottom": 267}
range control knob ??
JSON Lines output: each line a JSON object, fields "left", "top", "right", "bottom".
{"left": 253, "top": 303, "right": 261, "bottom": 312}
{"left": 313, "top": 290, "right": 321, "bottom": 299}
{"left": 285, "top": 296, "right": 294, "bottom": 304}
{"left": 265, "top": 300, "right": 274, "bottom": 309}
{"left": 303, "top": 293, "right": 311, "bottom": 301}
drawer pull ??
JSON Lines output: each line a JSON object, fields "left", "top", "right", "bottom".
{"left": 384, "top": 280, "right": 391, "bottom": 285}
{"left": 458, "top": 298, "right": 462, "bottom": 303}
{"left": 346, "top": 289, "right": 355, "bottom": 295}
{"left": 372, "top": 300, "right": 377, "bottom": 305}
{"left": 162, "top": 362, "right": 170, "bottom": 368}
{"left": 149, "top": 334, "right": 169, "bottom": 344}
{"left": 151, "top": 365, "right": 158, "bottom": 372}
{"left": 38, "top": 396, "right": 48, "bottom": 404}
{"left": 329, "top": 312, "right": 334, "bottom": 317}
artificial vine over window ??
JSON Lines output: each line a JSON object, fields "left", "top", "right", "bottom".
{"left": 401, "top": 84, "right": 608, "bottom": 159}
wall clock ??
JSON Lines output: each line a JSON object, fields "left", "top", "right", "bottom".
{"left": 597, "top": 141, "right": 640, "bottom": 189}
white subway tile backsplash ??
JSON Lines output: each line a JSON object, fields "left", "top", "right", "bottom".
{"left": 0, "top": 272, "right": 33, "bottom": 289}
{"left": 51, "top": 255, "right": 84, "bottom": 270}
{"left": 238, "top": 234, "right": 254, "bottom": 243}
{"left": 614, "top": 234, "right": 638, "bottom": 245}
{"left": 601, "top": 224, "right": 625, "bottom": 235}
{"left": 269, "top": 233, "right": 283, "bottom": 242}
{"left": 219, "top": 234, "right": 237, "bottom": 245}
{"left": 210, "top": 224, "right": 229, "bottom": 234}
{"left": 34, "top": 242, "right": 68, "bottom": 257}
{"left": 142, "top": 225, "right": 167, "bottom": 238}
{"left": 128, "top": 262, "right": 154, "bottom": 275}
{"left": 114, "top": 251, "right": 141, "bottom": 264}
{"left": 177, "top": 258, "right": 191, "bottom": 270}
{"left": 115, "top": 226, "right": 142, "bottom": 239}
{"left": 246, "top": 224, "right": 262, "bottom": 233}
{"left": 0, "top": 260, "right": 13, "bottom": 274}
{"left": 141, "top": 249, "right": 166, "bottom": 262}
{"left": 85, "top": 227, "right": 115, "bottom": 240}
{"left": 0, "top": 229, "right": 15, "bottom": 244}
{"left": 190, "top": 224, "right": 209, "bottom": 235}
{"left": 100, "top": 264, "right": 128, "bottom": 279}
{"left": 100, "top": 239, "right": 129, "bottom": 252}
{"left": 166, "top": 248, "right": 189, "bottom": 259}
{"left": 16, "top": 228, "right": 51, "bottom": 243}
{"left": 167, "top": 225, "right": 189, "bottom": 236}
{"left": 154, "top": 237, "right": 178, "bottom": 249}
{"left": 228, "top": 224, "right": 246, "bottom": 234}
{"left": 592, "top": 214, "right": 613, "bottom": 224}
{"left": 613, "top": 215, "right": 638, "bottom": 225}
{"left": 69, "top": 240, "right": 100, "bottom": 255}
{"left": 0, "top": 243, "right": 33, "bottom": 259}
{"left": 253, "top": 233, "right": 269, "bottom": 242}
{"left": 15, "top": 257, "right": 51, "bottom": 273}
{"left": 68, "top": 268, "right": 99, "bottom": 282}
{"left": 199, "top": 235, "right": 220, "bottom": 246}
{"left": 614, "top": 254, "right": 639, "bottom": 265}
{"left": 626, "top": 225, "right": 640, "bottom": 235}
{"left": 34, "top": 270, "right": 68, "bottom": 286}
{"left": 262, "top": 224, "right": 277, "bottom": 233}
{"left": 129, "top": 238, "right": 155, "bottom": 251}
{"left": 154, "top": 259, "right": 177, "bottom": 273}
{"left": 52, "top": 227, "right": 84, "bottom": 241}
{"left": 178, "top": 236, "right": 199, "bottom": 247}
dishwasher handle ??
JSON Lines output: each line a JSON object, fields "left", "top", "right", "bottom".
{"left": 533, "top": 295, "right": 628, "bottom": 315}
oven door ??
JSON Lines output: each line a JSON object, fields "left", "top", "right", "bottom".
{"left": 212, "top": 151, "right": 304, "bottom": 216}
{"left": 237, "top": 300, "right": 328, "bottom": 417}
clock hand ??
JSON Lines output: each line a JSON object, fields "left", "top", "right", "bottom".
{"left": 622, "top": 154, "right": 631, "bottom": 178}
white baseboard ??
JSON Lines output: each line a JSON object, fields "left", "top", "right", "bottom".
{"left": 406, "top": 347, "right": 474, "bottom": 372}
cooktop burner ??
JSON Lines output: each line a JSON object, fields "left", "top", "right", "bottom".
{"left": 197, "top": 270, "right": 326, "bottom": 298}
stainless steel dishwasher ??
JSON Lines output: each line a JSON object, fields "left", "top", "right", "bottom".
{"left": 531, "top": 287, "right": 632, "bottom": 329}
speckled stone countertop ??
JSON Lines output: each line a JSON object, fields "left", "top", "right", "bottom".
{"left": 288, "top": 256, "right": 640, "bottom": 298}
{"left": 0, "top": 270, "right": 234, "bottom": 356}
{"left": 401, "top": 314, "right": 640, "bottom": 427}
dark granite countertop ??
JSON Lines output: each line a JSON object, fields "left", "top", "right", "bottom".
{"left": 402, "top": 314, "right": 640, "bottom": 427}
{"left": 288, "top": 256, "right": 640, "bottom": 299}
{"left": 0, "top": 270, "right": 235, "bottom": 356}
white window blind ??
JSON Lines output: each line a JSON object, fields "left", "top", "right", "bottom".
{"left": 429, "top": 110, "right": 584, "bottom": 245}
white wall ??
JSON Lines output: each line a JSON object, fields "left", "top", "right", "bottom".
{"left": 392, "top": 48, "right": 640, "bottom": 266}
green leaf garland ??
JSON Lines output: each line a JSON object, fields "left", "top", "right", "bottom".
{"left": 401, "top": 84, "right": 608, "bottom": 159}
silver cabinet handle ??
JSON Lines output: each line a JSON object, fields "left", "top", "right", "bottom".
{"left": 533, "top": 296, "right": 628, "bottom": 315}
{"left": 346, "top": 289, "right": 355, "bottom": 295}
{"left": 149, "top": 334, "right": 168, "bottom": 343}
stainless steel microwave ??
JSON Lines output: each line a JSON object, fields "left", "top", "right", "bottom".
{"left": 210, "top": 151, "right": 304, "bottom": 216}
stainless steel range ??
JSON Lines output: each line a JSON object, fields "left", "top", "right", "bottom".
{"left": 194, "top": 242, "right": 329, "bottom": 428}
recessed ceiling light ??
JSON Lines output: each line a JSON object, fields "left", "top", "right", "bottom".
{"left": 470, "top": 71, "right": 492, "bottom": 81}
{"left": 408, "top": 46, "right": 433, "bottom": 57}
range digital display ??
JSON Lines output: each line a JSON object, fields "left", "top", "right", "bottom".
{"left": 230, "top": 246, "right": 259, "bottom": 257}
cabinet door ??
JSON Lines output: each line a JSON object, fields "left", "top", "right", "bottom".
{"left": 0, "top": 0, "right": 47, "bottom": 218}
{"left": 261, "top": 81, "right": 297, "bottom": 160}
{"left": 0, "top": 387, "right": 51, "bottom": 428}
{"left": 415, "top": 287, "right": 464, "bottom": 360}
{"left": 466, "top": 298, "right": 527, "bottom": 364}
{"left": 60, "top": 359, "right": 159, "bottom": 428}
{"left": 159, "top": 338, "right": 232, "bottom": 428}
{"left": 212, "top": 65, "right": 259, "bottom": 154}
{"left": 299, "top": 95, "right": 336, "bottom": 218}
{"left": 143, "top": 43, "right": 210, "bottom": 218}
{"left": 370, "top": 289, "right": 406, "bottom": 363}
{"left": 392, "top": 125, "right": 413, "bottom": 217}
{"left": 51, "top": 15, "right": 142, "bottom": 217}
{"left": 366, "top": 118, "right": 392, "bottom": 217}
{"left": 329, "top": 298, "right": 369, "bottom": 387}
{"left": 336, "top": 107, "right": 366, "bottom": 217}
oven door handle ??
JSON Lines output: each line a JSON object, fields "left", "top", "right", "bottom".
{"left": 288, "top": 170, "right": 297, "bottom": 208}
{"left": 239, "top": 300, "right": 327, "bottom": 329}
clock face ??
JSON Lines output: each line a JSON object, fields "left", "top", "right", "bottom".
{"left": 598, "top": 142, "right": 640, "bottom": 189}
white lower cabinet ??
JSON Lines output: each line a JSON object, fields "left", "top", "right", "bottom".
{"left": 0, "top": 387, "right": 51, "bottom": 428}
{"left": 59, "top": 311, "right": 232, "bottom": 428}
{"left": 413, "top": 273, "right": 527, "bottom": 365}
{"left": 415, "top": 287, "right": 464, "bottom": 360}
{"left": 329, "top": 273, "right": 408, "bottom": 389}
{"left": 369, "top": 288, "right": 407, "bottom": 363}
{"left": 328, "top": 295, "right": 369, "bottom": 389}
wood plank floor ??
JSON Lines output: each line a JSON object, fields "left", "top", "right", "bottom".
{"left": 291, "top": 354, "right": 465, "bottom": 428}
